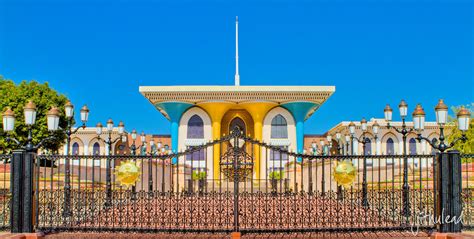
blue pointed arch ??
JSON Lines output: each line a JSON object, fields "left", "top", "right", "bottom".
{"left": 281, "top": 102, "right": 320, "bottom": 158}
{"left": 154, "top": 101, "right": 194, "bottom": 163}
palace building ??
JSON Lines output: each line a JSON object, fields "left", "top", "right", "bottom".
{"left": 139, "top": 85, "right": 335, "bottom": 180}
{"left": 59, "top": 18, "right": 442, "bottom": 181}
{"left": 137, "top": 18, "right": 339, "bottom": 180}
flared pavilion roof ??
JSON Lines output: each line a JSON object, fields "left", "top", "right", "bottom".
{"left": 139, "top": 85, "right": 335, "bottom": 120}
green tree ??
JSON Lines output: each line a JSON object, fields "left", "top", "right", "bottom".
{"left": 269, "top": 171, "right": 284, "bottom": 180}
{"left": 447, "top": 103, "right": 473, "bottom": 154}
{"left": 0, "top": 76, "right": 70, "bottom": 154}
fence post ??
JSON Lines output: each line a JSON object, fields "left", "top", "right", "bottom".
{"left": 436, "top": 150, "right": 462, "bottom": 232}
{"left": 22, "top": 151, "right": 35, "bottom": 232}
{"left": 449, "top": 150, "right": 462, "bottom": 232}
{"left": 10, "top": 150, "right": 24, "bottom": 233}
{"left": 232, "top": 130, "right": 240, "bottom": 233}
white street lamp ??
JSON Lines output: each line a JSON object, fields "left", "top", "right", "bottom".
{"left": 399, "top": 100, "right": 408, "bottom": 118}
{"left": 361, "top": 118, "right": 367, "bottom": 132}
{"left": 384, "top": 104, "right": 393, "bottom": 122}
{"left": 349, "top": 122, "right": 356, "bottom": 135}
{"left": 46, "top": 107, "right": 60, "bottom": 131}
{"left": 326, "top": 135, "right": 332, "bottom": 142}
{"left": 24, "top": 101, "right": 37, "bottom": 126}
{"left": 106, "top": 119, "right": 114, "bottom": 133}
{"left": 412, "top": 104, "right": 426, "bottom": 132}
{"left": 457, "top": 106, "right": 471, "bottom": 132}
{"left": 372, "top": 121, "right": 379, "bottom": 135}
{"left": 435, "top": 99, "right": 449, "bottom": 125}
{"left": 118, "top": 121, "right": 125, "bottom": 134}
{"left": 2, "top": 107, "right": 15, "bottom": 132}
{"left": 96, "top": 122, "right": 103, "bottom": 136}
{"left": 65, "top": 101, "right": 74, "bottom": 119}
{"left": 80, "top": 105, "right": 89, "bottom": 123}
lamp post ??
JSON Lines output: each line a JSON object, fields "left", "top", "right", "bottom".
{"left": 344, "top": 134, "right": 350, "bottom": 156}
{"left": 414, "top": 100, "right": 470, "bottom": 152}
{"left": 309, "top": 141, "right": 318, "bottom": 193}
{"left": 321, "top": 140, "right": 327, "bottom": 195}
{"left": 335, "top": 132, "right": 343, "bottom": 155}
{"left": 2, "top": 101, "right": 60, "bottom": 150}
{"left": 334, "top": 132, "right": 344, "bottom": 200}
{"left": 384, "top": 100, "right": 414, "bottom": 218}
{"left": 326, "top": 135, "right": 332, "bottom": 155}
{"left": 130, "top": 130, "right": 146, "bottom": 200}
{"left": 148, "top": 138, "right": 162, "bottom": 196}
{"left": 413, "top": 100, "right": 470, "bottom": 233}
{"left": 349, "top": 118, "right": 378, "bottom": 208}
{"left": 61, "top": 101, "right": 89, "bottom": 217}
{"left": 130, "top": 130, "right": 146, "bottom": 156}
{"left": 96, "top": 119, "right": 126, "bottom": 207}
{"left": 2, "top": 101, "right": 60, "bottom": 233}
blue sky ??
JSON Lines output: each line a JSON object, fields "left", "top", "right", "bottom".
{"left": 0, "top": 0, "right": 472, "bottom": 135}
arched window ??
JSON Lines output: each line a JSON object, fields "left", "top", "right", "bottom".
{"left": 271, "top": 114, "right": 288, "bottom": 139}
{"left": 230, "top": 117, "right": 246, "bottom": 135}
{"left": 364, "top": 139, "right": 372, "bottom": 155}
{"left": 409, "top": 138, "right": 417, "bottom": 155}
{"left": 187, "top": 115, "right": 204, "bottom": 139}
{"left": 72, "top": 142, "right": 80, "bottom": 155}
{"left": 93, "top": 142, "right": 101, "bottom": 156}
{"left": 386, "top": 138, "right": 395, "bottom": 155}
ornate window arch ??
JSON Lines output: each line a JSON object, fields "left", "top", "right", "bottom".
{"left": 386, "top": 138, "right": 395, "bottom": 155}
{"left": 271, "top": 114, "right": 288, "bottom": 139}
{"left": 187, "top": 115, "right": 204, "bottom": 139}
{"left": 230, "top": 117, "right": 246, "bottom": 135}
{"left": 364, "top": 139, "right": 372, "bottom": 155}
{"left": 72, "top": 142, "right": 80, "bottom": 155}
{"left": 93, "top": 142, "right": 101, "bottom": 156}
{"left": 409, "top": 138, "right": 417, "bottom": 155}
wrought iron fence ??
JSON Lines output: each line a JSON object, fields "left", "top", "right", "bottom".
{"left": 0, "top": 154, "right": 11, "bottom": 230}
{"left": 33, "top": 132, "right": 437, "bottom": 233}
{"left": 461, "top": 154, "right": 474, "bottom": 229}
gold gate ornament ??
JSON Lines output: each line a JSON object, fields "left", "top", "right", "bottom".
{"left": 333, "top": 159, "right": 357, "bottom": 188}
{"left": 115, "top": 160, "right": 141, "bottom": 188}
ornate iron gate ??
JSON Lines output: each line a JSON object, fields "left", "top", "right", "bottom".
{"left": 32, "top": 127, "right": 440, "bottom": 233}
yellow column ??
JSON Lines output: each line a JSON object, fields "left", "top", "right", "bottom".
{"left": 241, "top": 102, "right": 277, "bottom": 180}
{"left": 198, "top": 103, "right": 233, "bottom": 180}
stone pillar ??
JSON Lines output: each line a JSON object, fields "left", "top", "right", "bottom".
{"left": 376, "top": 137, "right": 381, "bottom": 155}
{"left": 83, "top": 143, "right": 89, "bottom": 156}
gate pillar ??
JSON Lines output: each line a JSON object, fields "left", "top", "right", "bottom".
{"left": 10, "top": 150, "right": 24, "bottom": 233}
{"left": 10, "top": 150, "right": 36, "bottom": 233}
{"left": 435, "top": 150, "right": 462, "bottom": 232}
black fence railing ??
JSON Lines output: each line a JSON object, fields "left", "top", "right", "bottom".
{"left": 33, "top": 148, "right": 437, "bottom": 233}
{"left": 3, "top": 151, "right": 469, "bottom": 233}
{"left": 0, "top": 154, "right": 11, "bottom": 230}
{"left": 461, "top": 154, "right": 474, "bottom": 230}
